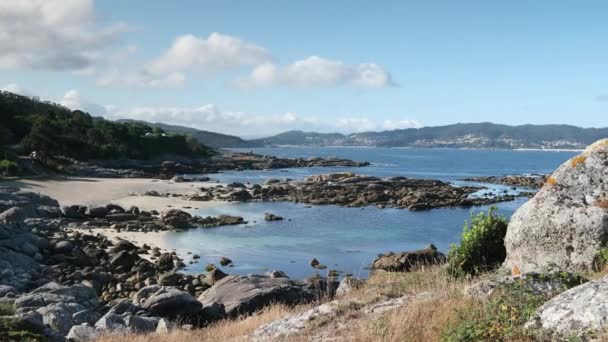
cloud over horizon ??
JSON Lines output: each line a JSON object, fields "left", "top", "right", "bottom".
{"left": 236, "top": 56, "right": 395, "bottom": 89}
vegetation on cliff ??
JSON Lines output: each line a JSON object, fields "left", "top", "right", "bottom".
{"left": 0, "top": 91, "right": 214, "bottom": 161}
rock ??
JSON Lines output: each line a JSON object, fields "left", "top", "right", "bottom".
{"left": 205, "top": 268, "right": 227, "bottom": 286}
{"left": 265, "top": 270, "right": 288, "bottom": 279}
{"left": 109, "top": 250, "right": 136, "bottom": 269}
{"left": 67, "top": 324, "right": 99, "bottom": 341}
{"left": 53, "top": 240, "right": 75, "bottom": 254}
{"left": 95, "top": 312, "right": 127, "bottom": 332}
{"left": 161, "top": 209, "right": 192, "bottom": 229}
{"left": 125, "top": 315, "right": 159, "bottom": 333}
{"left": 15, "top": 283, "right": 98, "bottom": 310}
{"left": 219, "top": 257, "right": 232, "bottom": 266}
{"left": 85, "top": 206, "right": 108, "bottom": 218}
{"left": 133, "top": 285, "right": 162, "bottom": 306}
{"left": 465, "top": 272, "right": 586, "bottom": 301}
{"left": 336, "top": 276, "right": 364, "bottom": 297}
{"left": 158, "top": 272, "right": 180, "bottom": 286}
{"left": 141, "top": 287, "right": 202, "bottom": 318}
{"left": 72, "top": 308, "right": 101, "bottom": 325}
{"left": 228, "top": 189, "right": 253, "bottom": 202}
{"left": 0, "top": 206, "right": 38, "bottom": 223}
{"left": 198, "top": 275, "right": 314, "bottom": 319}
{"left": 105, "top": 204, "right": 125, "bottom": 213}
{"left": 155, "top": 253, "right": 175, "bottom": 271}
{"left": 0, "top": 284, "right": 19, "bottom": 297}
{"left": 371, "top": 244, "right": 446, "bottom": 272}
{"left": 525, "top": 275, "right": 608, "bottom": 338}
{"left": 264, "top": 213, "right": 284, "bottom": 221}
{"left": 217, "top": 215, "right": 245, "bottom": 225}
{"left": 310, "top": 258, "right": 320, "bottom": 267}
{"left": 36, "top": 302, "right": 82, "bottom": 335}
{"left": 504, "top": 139, "right": 608, "bottom": 273}
{"left": 156, "top": 318, "right": 177, "bottom": 334}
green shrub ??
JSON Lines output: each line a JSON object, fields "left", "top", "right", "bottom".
{"left": 0, "top": 303, "right": 15, "bottom": 316}
{"left": 594, "top": 246, "right": 608, "bottom": 271}
{"left": 442, "top": 282, "right": 549, "bottom": 341}
{"left": 0, "top": 159, "right": 18, "bottom": 176}
{"left": 447, "top": 207, "right": 509, "bottom": 277}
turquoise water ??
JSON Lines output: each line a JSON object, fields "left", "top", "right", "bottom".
{"left": 166, "top": 148, "right": 578, "bottom": 279}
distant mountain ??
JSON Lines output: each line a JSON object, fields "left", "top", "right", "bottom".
{"left": 117, "top": 120, "right": 260, "bottom": 148}
{"left": 250, "top": 123, "right": 608, "bottom": 149}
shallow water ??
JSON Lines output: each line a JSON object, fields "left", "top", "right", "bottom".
{"left": 165, "top": 148, "right": 578, "bottom": 279}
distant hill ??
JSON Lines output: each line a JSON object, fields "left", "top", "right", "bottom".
{"left": 118, "top": 120, "right": 260, "bottom": 148}
{"left": 250, "top": 123, "right": 608, "bottom": 149}
{"left": 0, "top": 91, "right": 213, "bottom": 160}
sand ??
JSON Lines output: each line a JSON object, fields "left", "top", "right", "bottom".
{"left": 2, "top": 176, "right": 228, "bottom": 264}
{"left": 3, "top": 177, "right": 224, "bottom": 213}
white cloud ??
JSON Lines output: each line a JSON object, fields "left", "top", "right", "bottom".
{"left": 94, "top": 32, "right": 269, "bottom": 87}
{"left": 236, "top": 56, "right": 395, "bottom": 88}
{"left": 381, "top": 119, "right": 423, "bottom": 130}
{"left": 101, "top": 103, "right": 419, "bottom": 136}
{"left": 145, "top": 33, "right": 272, "bottom": 75}
{"left": 1, "top": 83, "right": 29, "bottom": 95}
{"left": 59, "top": 89, "right": 106, "bottom": 114}
{"left": 0, "top": 0, "right": 130, "bottom": 71}
{"left": 96, "top": 68, "right": 185, "bottom": 88}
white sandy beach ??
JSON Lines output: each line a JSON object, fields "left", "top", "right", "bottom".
{"left": 3, "top": 177, "right": 225, "bottom": 213}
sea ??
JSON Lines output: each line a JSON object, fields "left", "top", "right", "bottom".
{"left": 163, "top": 147, "right": 578, "bottom": 279}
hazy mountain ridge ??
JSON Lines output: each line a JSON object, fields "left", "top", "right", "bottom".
{"left": 250, "top": 123, "right": 608, "bottom": 149}
{"left": 117, "top": 120, "right": 262, "bottom": 148}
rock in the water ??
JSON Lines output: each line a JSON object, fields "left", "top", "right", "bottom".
{"left": 264, "top": 213, "right": 284, "bottom": 221}
{"left": 205, "top": 268, "right": 227, "bottom": 286}
{"left": 198, "top": 275, "right": 314, "bottom": 320}
{"left": 161, "top": 209, "right": 192, "bottom": 229}
{"left": 525, "top": 275, "right": 608, "bottom": 338}
{"left": 371, "top": 244, "right": 446, "bottom": 272}
{"left": 219, "top": 257, "right": 232, "bottom": 266}
{"left": 140, "top": 287, "right": 202, "bottom": 318}
{"left": 504, "top": 139, "right": 608, "bottom": 273}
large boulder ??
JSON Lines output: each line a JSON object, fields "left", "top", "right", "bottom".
{"left": 140, "top": 287, "right": 202, "bottom": 318}
{"left": 371, "top": 244, "right": 446, "bottom": 272}
{"left": 504, "top": 139, "right": 608, "bottom": 273}
{"left": 525, "top": 275, "right": 608, "bottom": 338}
{"left": 197, "top": 275, "right": 315, "bottom": 319}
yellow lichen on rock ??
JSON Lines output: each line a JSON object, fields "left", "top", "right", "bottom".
{"left": 571, "top": 155, "right": 587, "bottom": 168}
{"left": 545, "top": 177, "right": 558, "bottom": 186}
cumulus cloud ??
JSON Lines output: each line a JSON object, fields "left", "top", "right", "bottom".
{"left": 146, "top": 33, "right": 272, "bottom": 75}
{"left": 0, "top": 0, "right": 130, "bottom": 71}
{"left": 381, "top": 119, "right": 423, "bottom": 130}
{"left": 96, "top": 68, "right": 185, "bottom": 88}
{"left": 236, "top": 56, "right": 395, "bottom": 89}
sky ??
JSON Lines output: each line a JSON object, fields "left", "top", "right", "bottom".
{"left": 1, "top": 0, "right": 607, "bottom": 137}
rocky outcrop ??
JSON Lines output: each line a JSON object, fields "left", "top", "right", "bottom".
{"left": 525, "top": 275, "right": 608, "bottom": 338}
{"left": 371, "top": 244, "right": 446, "bottom": 272}
{"left": 187, "top": 172, "right": 517, "bottom": 211}
{"left": 504, "top": 139, "right": 608, "bottom": 273}
{"left": 197, "top": 275, "right": 327, "bottom": 320}
{"left": 463, "top": 174, "right": 548, "bottom": 189}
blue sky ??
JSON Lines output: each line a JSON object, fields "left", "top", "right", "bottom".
{"left": 1, "top": 0, "right": 607, "bottom": 137}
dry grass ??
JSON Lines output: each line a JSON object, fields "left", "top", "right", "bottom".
{"left": 95, "top": 304, "right": 301, "bottom": 342}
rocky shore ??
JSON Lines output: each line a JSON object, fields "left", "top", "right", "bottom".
{"left": 463, "top": 174, "right": 548, "bottom": 189}
{"left": 172, "top": 172, "right": 518, "bottom": 210}
{"left": 0, "top": 186, "right": 341, "bottom": 341}
{"left": 58, "top": 152, "right": 370, "bottom": 180}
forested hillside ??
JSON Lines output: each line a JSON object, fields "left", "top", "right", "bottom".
{"left": 0, "top": 91, "right": 214, "bottom": 161}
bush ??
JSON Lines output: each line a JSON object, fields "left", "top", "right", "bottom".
{"left": 447, "top": 207, "right": 509, "bottom": 277}
{"left": 442, "top": 282, "right": 549, "bottom": 341}
{"left": 0, "top": 303, "right": 15, "bottom": 316}
{"left": 0, "top": 159, "right": 19, "bottom": 176}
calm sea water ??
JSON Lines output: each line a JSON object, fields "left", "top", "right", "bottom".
{"left": 164, "top": 148, "right": 577, "bottom": 279}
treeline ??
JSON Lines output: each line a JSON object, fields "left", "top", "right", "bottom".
{"left": 0, "top": 91, "right": 214, "bottom": 160}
